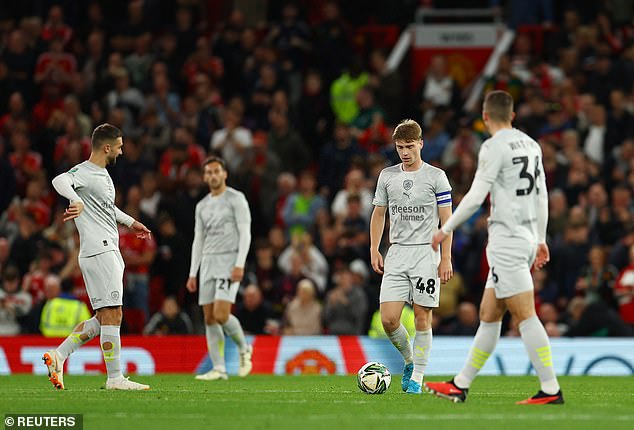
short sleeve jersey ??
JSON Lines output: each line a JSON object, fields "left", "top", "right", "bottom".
{"left": 373, "top": 163, "right": 452, "bottom": 245}
{"left": 475, "top": 128, "right": 546, "bottom": 243}
{"left": 194, "top": 187, "right": 252, "bottom": 255}
{"left": 66, "top": 161, "right": 119, "bottom": 257}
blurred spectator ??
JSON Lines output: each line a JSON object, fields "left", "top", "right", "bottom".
{"left": 368, "top": 48, "right": 403, "bottom": 126}
{"left": 282, "top": 170, "right": 326, "bottom": 236}
{"left": 210, "top": 107, "right": 253, "bottom": 174}
{"left": 143, "top": 296, "right": 193, "bottom": 335}
{"left": 312, "top": 1, "right": 351, "bottom": 85}
{"left": 21, "top": 249, "right": 54, "bottom": 306}
{"left": 268, "top": 107, "right": 310, "bottom": 174}
{"left": 153, "top": 213, "right": 189, "bottom": 297}
{"left": 331, "top": 168, "right": 373, "bottom": 222}
{"left": 0, "top": 265, "right": 31, "bottom": 335}
{"left": 39, "top": 275, "right": 91, "bottom": 337}
{"left": 565, "top": 296, "right": 632, "bottom": 337}
{"left": 614, "top": 244, "right": 634, "bottom": 326}
{"left": 415, "top": 55, "right": 461, "bottom": 125}
{"left": 119, "top": 187, "right": 157, "bottom": 322}
{"left": 483, "top": 54, "right": 523, "bottom": 102}
{"left": 440, "top": 302, "right": 479, "bottom": 336}
{"left": 298, "top": 70, "right": 332, "bottom": 158}
{"left": 575, "top": 246, "right": 618, "bottom": 306}
{"left": 318, "top": 122, "right": 366, "bottom": 201}
{"left": 330, "top": 57, "right": 369, "bottom": 124}
{"left": 422, "top": 114, "right": 451, "bottom": 163}
{"left": 323, "top": 266, "right": 367, "bottom": 335}
{"left": 278, "top": 231, "right": 329, "bottom": 294}
{"left": 283, "top": 278, "right": 322, "bottom": 335}
{"left": 235, "top": 284, "right": 275, "bottom": 335}
{"left": 9, "top": 130, "right": 42, "bottom": 196}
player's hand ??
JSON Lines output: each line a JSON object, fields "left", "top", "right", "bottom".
{"left": 438, "top": 259, "right": 453, "bottom": 283}
{"left": 231, "top": 266, "right": 244, "bottom": 283}
{"left": 63, "top": 201, "right": 84, "bottom": 222}
{"left": 370, "top": 249, "right": 384, "bottom": 275}
{"left": 185, "top": 277, "right": 197, "bottom": 293}
{"left": 131, "top": 221, "right": 152, "bottom": 240}
{"left": 431, "top": 229, "right": 447, "bottom": 252}
{"left": 533, "top": 243, "right": 550, "bottom": 270}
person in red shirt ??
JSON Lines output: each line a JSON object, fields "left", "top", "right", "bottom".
{"left": 9, "top": 130, "right": 42, "bottom": 196}
{"left": 614, "top": 244, "right": 634, "bottom": 325}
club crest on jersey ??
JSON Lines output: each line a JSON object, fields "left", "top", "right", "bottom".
{"left": 403, "top": 180, "right": 413, "bottom": 198}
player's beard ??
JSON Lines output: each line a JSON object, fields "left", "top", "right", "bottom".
{"left": 106, "top": 154, "right": 118, "bottom": 166}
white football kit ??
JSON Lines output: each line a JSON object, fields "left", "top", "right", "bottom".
{"left": 53, "top": 161, "right": 135, "bottom": 309}
{"left": 373, "top": 163, "right": 452, "bottom": 307}
{"left": 442, "top": 128, "right": 549, "bottom": 298}
{"left": 189, "top": 187, "right": 252, "bottom": 305}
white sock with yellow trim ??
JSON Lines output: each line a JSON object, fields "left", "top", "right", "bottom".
{"left": 101, "top": 325, "right": 122, "bottom": 380}
{"left": 519, "top": 315, "right": 560, "bottom": 395}
{"left": 386, "top": 324, "right": 413, "bottom": 365}
{"left": 454, "top": 321, "right": 501, "bottom": 389}
{"left": 411, "top": 329, "right": 432, "bottom": 384}
{"left": 57, "top": 316, "right": 100, "bottom": 361}
{"left": 205, "top": 324, "right": 226, "bottom": 372}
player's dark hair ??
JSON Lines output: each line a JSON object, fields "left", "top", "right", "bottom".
{"left": 484, "top": 90, "right": 514, "bottom": 122}
{"left": 202, "top": 156, "right": 227, "bottom": 172}
{"left": 91, "top": 123, "right": 122, "bottom": 149}
{"left": 392, "top": 119, "right": 422, "bottom": 141}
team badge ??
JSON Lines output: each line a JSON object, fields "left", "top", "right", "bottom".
{"left": 111, "top": 291, "right": 120, "bottom": 300}
{"left": 403, "top": 180, "right": 413, "bottom": 191}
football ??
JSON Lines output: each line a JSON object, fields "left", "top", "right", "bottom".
{"left": 357, "top": 362, "right": 391, "bottom": 394}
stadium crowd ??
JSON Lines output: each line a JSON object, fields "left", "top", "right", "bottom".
{"left": 0, "top": 0, "right": 633, "bottom": 338}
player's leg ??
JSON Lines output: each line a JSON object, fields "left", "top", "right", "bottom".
{"left": 406, "top": 305, "right": 433, "bottom": 394}
{"left": 94, "top": 251, "right": 148, "bottom": 390}
{"left": 196, "top": 302, "right": 229, "bottom": 380}
{"left": 425, "top": 287, "right": 505, "bottom": 402}
{"left": 454, "top": 287, "right": 505, "bottom": 389}
{"left": 380, "top": 301, "right": 413, "bottom": 391}
{"left": 213, "top": 276, "right": 252, "bottom": 377}
{"left": 506, "top": 291, "right": 563, "bottom": 404}
{"left": 43, "top": 316, "right": 101, "bottom": 389}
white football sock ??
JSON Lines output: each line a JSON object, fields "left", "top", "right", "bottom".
{"left": 387, "top": 324, "right": 413, "bottom": 365}
{"left": 411, "top": 329, "right": 432, "bottom": 384}
{"left": 101, "top": 325, "right": 122, "bottom": 380}
{"left": 454, "top": 321, "right": 501, "bottom": 389}
{"left": 57, "top": 316, "right": 100, "bottom": 361}
{"left": 519, "top": 316, "right": 560, "bottom": 395}
{"left": 222, "top": 315, "right": 247, "bottom": 353}
{"left": 206, "top": 324, "right": 226, "bottom": 372}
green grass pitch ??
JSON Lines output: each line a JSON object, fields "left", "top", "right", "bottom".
{"left": 1, "top": 375, "right": 633, "bottom": 430}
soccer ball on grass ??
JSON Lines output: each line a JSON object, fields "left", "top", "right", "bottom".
{"left": 357, "top": 362, "right": 391, "bottom": 394}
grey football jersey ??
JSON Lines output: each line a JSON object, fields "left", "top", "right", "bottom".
{"left": 66, "top": 161, "right": 119, "bottom": 257}
{"left": 476, "top": 128, "right": 547, "bottom": 243}
{"left": 373, "top": 163, "right": 452, "bottom": 245}
{"left": 194, "top": 187, "right": 251, "bottom": 255}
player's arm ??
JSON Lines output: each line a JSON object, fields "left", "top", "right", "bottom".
{"left": 232, "top": 195, "right": 252, "bottom": 283}
{"left": 370, "top": 205, "right": 387, "bottom": 274}
{"left": 115, "top": 206, "right": 151, "bottom": 239}
{"left": 186, "top": 205, "right": 204, "bottom": 292}
{"left": 52, "top": 172, "right": 84, "bottom": 222}
{"left": 437, "top": 205, "right": 454, "bottom": 283}
{"left": 534, "top": 155, "right": 550, "bottom": 270}
{"left": 432, "top": 143, "right": 500, "bottom": 250}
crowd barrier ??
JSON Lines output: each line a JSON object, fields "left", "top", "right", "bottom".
{"left": 1, "top": 336, "right": 632, "bottom": 376}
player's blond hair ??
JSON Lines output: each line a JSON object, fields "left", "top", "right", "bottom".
{"left": 484, "top": 90, "right": 514, "bottom": 122}
{"left": 392, "top": 119, "right": 422, "bottom": 142}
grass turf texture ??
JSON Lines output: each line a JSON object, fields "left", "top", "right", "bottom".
{"left": 1, "top": 375, "right": 632, "bottom": 430}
